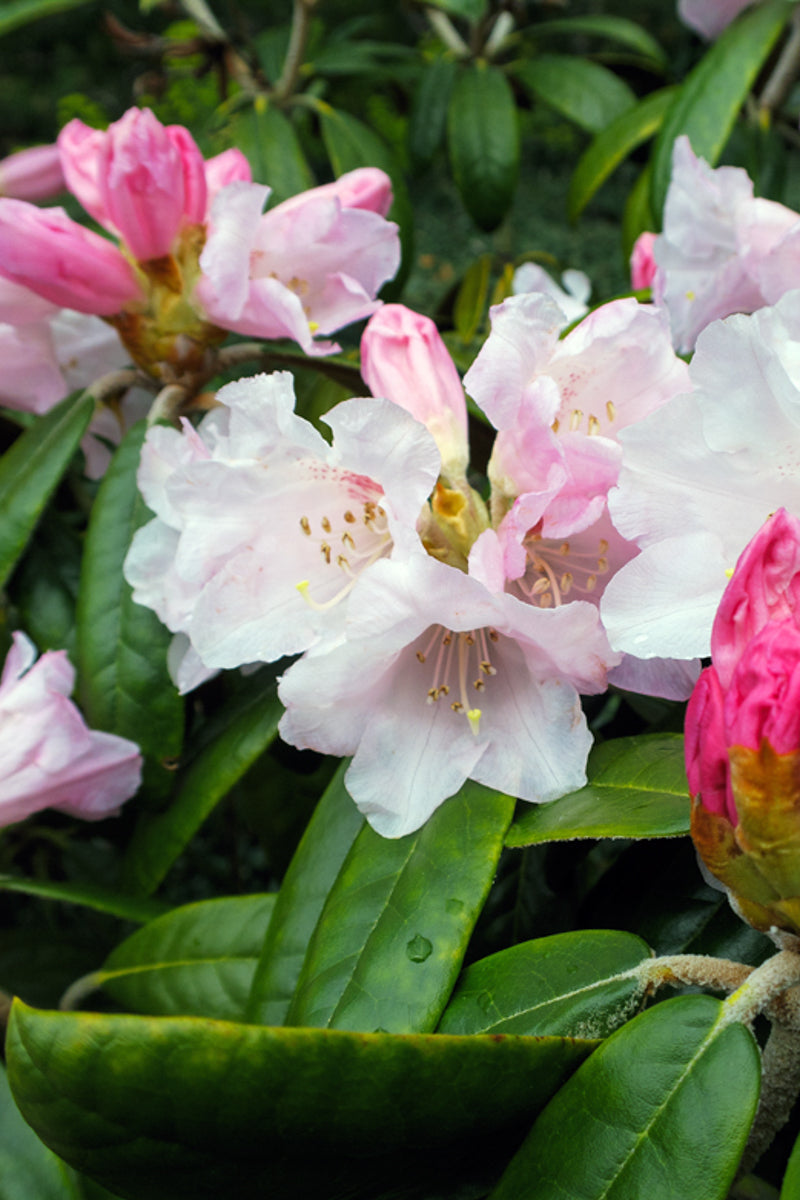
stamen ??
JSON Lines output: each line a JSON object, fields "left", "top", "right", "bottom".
{"left": 320, "top": 542, "right": 331, "bottom": 564}
{"left": 587, "top": 415, "right": 600, "bottom": 436}
{"left": 569, "top": 409, "right": 583, "bottom": 432}
{"left": 586, "top": 575, "right": 597, "bottom": 591}
{"left": 606, "top": 401, "right": 616, "bottom": 423}
{"left": 300, "top": 516, "right": 311, "bottom": 536}
{"left": 552, "top": 417, "right": 560, "bottom": 433}
{"left": 321, "top": 516, "right": 331, "bottom": 533}
{"left": 416, "top": 627, "right": 497, "bottom": 733}
{"left": 344, "top": 511, "right": 356, "bottom": 523}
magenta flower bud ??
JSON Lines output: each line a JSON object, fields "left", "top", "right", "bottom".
{"left": 99, "top": 108, "right": 207, "bottom": 261}
{"left": 725, "top": 620, "right": 800, "bottom": 755}
{"left": 57, "top": 119, "right": 110, "bottom": 227}
{"left": 630, "top": 231, "right": 657, "bottom": 291}
{"left": 204, "top": 148, "right": 252, "bottom": 201}
{"left": 0, "top": 144, "right": 64, "bottom": 202}
{"left": 327, "top": 167, "right": 394, "bottom": 216}
{"left": 712, "top": 508, "right": 800, "bottom": 689}
{"left": 685, "top": 665, "right": 735, "bottom": 823}
{"left": 0, "top": 200, "right": 143, "bottom": 315}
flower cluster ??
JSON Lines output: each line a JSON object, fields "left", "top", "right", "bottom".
{"left": 124, "top": 295, "right": 694, "bottom": 834}
{"left": 686, "top": 509, "right": 800, "bottom": 938}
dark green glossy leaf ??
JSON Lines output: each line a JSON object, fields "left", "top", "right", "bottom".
{"left": 0, "top": 875, "right": 165, "bottom": 925}
{"left": 0, "top": 1062, "right": 83, "bottom": 1200}
{"left": 650, "top": 0, "right": 793, "bottom": 219}
{"left": 7, "top": 1001, "right": 596, "bottom": 1200}
{"left": 409, "top": 55, "right": 458, "bottom": 168}
{"left": 246, "top": 761, "right": 365, "bottom": 1026}
{"left": 121, "top": 669, "right": 283, "bottom": 895}
{"left": 569, "top": 88, "right": 675, "bottom": 221}
{"left": 0, "top": 0, "right": 94, "bottom": 35}
{"left": 12, "top": 518, "right": 81, "bottom": 656}
{"left": 318, "top": 103, "right": 413, "bottom": 295}
{"left": 97, "top": 895, "right": 276, "bottom": 1020}
{"left": 286, "top": 782, "right": 515, "bottom": 1033}
{"left": 0, "top": 390, "right": 92, "bottom": 591}
{"left": 507, "top": 734, "right": 689, "bottom": 847}
{"left": 488, "top": 994, "right": 760, "bottom": 1200}
{"left": 75, "top": 422, "right": 183, "bottom": 800}
{"left": 438, "top": 930, "right": 651, "bottom": 1037}
{"left": 448, "top": 63, "right": 519, "bottom": 231}
{"left": 308, "top": 40, "right": 415, "bottom": 77}
{"left": 229, "top": 100, "right": 314, "bottom": 206}
{"left": 531, "top": 16, "right": 668, "bottom": 68}
{"left": 515, "top": 56, "right": 636, "bottom": 134}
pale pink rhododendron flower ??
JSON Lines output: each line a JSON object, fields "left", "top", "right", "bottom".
{"left": 601, "top": 290, "right": 800, "bottom": 664}
{"left": 274, "top": 303, "right": 623, "bottom": 835}
{"left": 0, "top": 632, "right": 141, "bottom": 828}
{"left": 0, "top": 143, "right": 64, "bottom": 201}
{"left": 511, "top": 262, "right": 591, "bottom": 325}
{"left": 0, "top": 107, "right": 400, "bottom": 380}
{"left": 650, "top": 137, "right": 799, "bottom": 352}
{"left": 678, "top": 0, "right": 755, "bottom": 39}
{"left": 123, "top": 371, "right": 440, "bottom": 693}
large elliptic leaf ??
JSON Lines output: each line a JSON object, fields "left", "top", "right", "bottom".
{"left": 96, "top": 895, "right": 276, "bottom": 1020}
{"left": 515, "top": 56, "right": 636, "bottom": 134}
{"left": 409, "top": 55, "right": 458, "bottom": 168}
{"left": 246, "top": 762, "right": 365, "bottom": 1026}
{"left": 75, "top": 422, "right": 184, "bottom": 801}
{"left": 0, "top": 390, "right": 92, "bottom": 591}
{"left": 0, "top": 0, "right": 94, "bottom": 35}
{"left": 0, "top": 1062, "right": 83, "bottom": 1200}
{"left": 506, "top": 733, "right": 689, "bottom": 847}
{"left": 438, "top": 930, "right": 651, "bottom": 1038}
{"left": 121, "top": 668, "right": 283, "bottom": 896}
{"left": 488, "top": 994, "right": 760, "bottom": 1200}
{"left": 650, "top": 0, "right": 793, "bottom": 219}
{"left": 0, "top": 875, "right": 165, "bottom": 925}
{"left": 568, "top": 87, "right": 675, "bottom": 222}
{"left": 7, "top": 1001, "right": 596, "bottom": 1200}
{"left": 286, "top": 782, "right": 515, "bottom": 1033}
{"left": 531, "top": 16, "right": 668, "bottom": 68}
{"left": 448, "top": 63, "right": 519, "bottom": 232}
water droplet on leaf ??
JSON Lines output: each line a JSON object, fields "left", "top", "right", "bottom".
{"left": 406, "top": 934, "right": 433, "bottom": 963}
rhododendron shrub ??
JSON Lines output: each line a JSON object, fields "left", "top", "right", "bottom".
{"left": 11, "top": 4, "right": 800, "bottom": 1197}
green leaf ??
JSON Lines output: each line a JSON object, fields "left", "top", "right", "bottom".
{"left": 318, "top": 103, "right": 413, "bottom": 296}
{"left": 515, "top": 56, "right": 636, "bottom": 134}
{"left": 507, "top": 733, "right": 689, "bottom": 847}
{"left": 488, "top": 994, "right": 760, "bottom": 1200}
{"left": 7, "top": 1001, "right": 596, "bottom": 1200}
{"left": 0, "top": 390, "right": 93, "bottom": 592}
{"left": 568, "top": 88, "right": 675, "bottom": 221}
{"left": 0, "top": 0, "right": 94, "bottom": 35}
{"left": 650, "top": 0, "right": 793, "bottom": 220}
{"left": 0, "top": 875, "right": 166, "bottom": 925}
{"left": 75, "top": 422, "right": 184, "bottom": 800}
{"left": 97, "top": 895, "right": 276, "bottom": 1020}
{"left": 246, "top": 761, "right": 365, "bottom": 1026}
{"left": 448, "top": 63, "right": 519, "bottom": 231}
{"left": 438, "top": 930, "right": 651, "bottom": 1037}
{"left": 454, "top": 254, "right": 492, "bottom": 343}
{"left": 12, "top": 518, "right": 81, "bottom": 656}
{"left": 229, "top": 98, "right": 314, "bottom": 206}
{"left": 121, "top": 669, "right": 283, "bottom": 895}
{"left": 0, "top": 1062, "right": 83, "bottom": 1200}
{"left": 307, "top": 40, "right": 415, "bottom": 78}
{"left": 531, "top": 16, "right": 668, "bottom": 68}
{"left": 426, "top": 0, "right": 488, "bottom": 22}
{"left": 408, "top": 54, "right": 458, "bottom": 168}
{"left": 286, "top": 782, "right": 515, "bottom": 1033}
{"left": 622, "top": 162, "right": 657, "bottom": 259}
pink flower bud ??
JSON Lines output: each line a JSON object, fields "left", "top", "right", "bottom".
{"left": 99, "top": 108, "right": 207, "bottom": 260}
{"left": 0, "top": 144, "right": 64, "bottom": 202}
{"left": 57, "top": 119, "right": 110, "bottom": 226}
{"left": 630, "top": 231, "right": 657, "bottom": 291}
{"left": 725, "top": 620, "right": 800, "bottom": 756}
{"left": 361, "top": 304, "right": 469, "bottom": 476}
{"left": 0, "top": 200, "right": 143, "bottom": 315}
{"left": 204, "top": 148, "right": 252, "bottom": 202}
{"left": 325, "top": 167, "right": 394, "bottom": 216}
{"left": 685, "top": 665, "right": 735, "bottom": 823}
